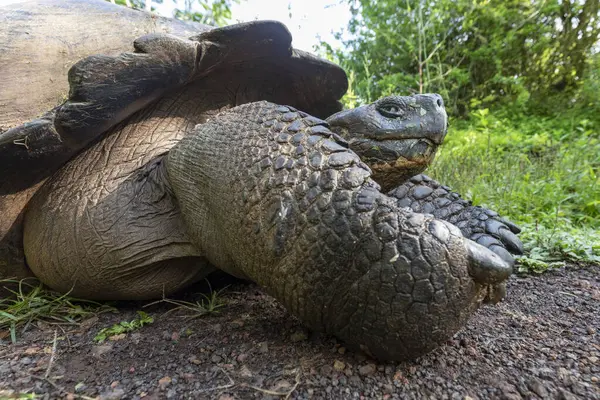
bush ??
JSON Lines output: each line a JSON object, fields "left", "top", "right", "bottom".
{"left": 429, "top": 107, "right": 600, "bottom": 268}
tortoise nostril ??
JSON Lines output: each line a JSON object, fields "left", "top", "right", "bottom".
{"left": 436, "top": 98, "right": 443, "bottom": 108}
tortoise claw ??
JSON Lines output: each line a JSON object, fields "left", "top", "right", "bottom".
{"left": 472, "top": 233, "right": 517, "bottom": 266}
{"left": 465, "top": 239, "right": 512, "bottom": 285}
{"left": 484, "top": 219, "right": 524, "bottom": 255}
{"left": 497, "top": 227, "right": 524, "bottom": 255}
{"left": 498, "top": 216, "right": 522, "bottom": 234}
{"left": 489, "top": 244, "right": 516, "bottom": 268}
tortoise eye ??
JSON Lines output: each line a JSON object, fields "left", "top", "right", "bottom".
{"left": 378, "top": 103, "right": 404, "bottom": 118}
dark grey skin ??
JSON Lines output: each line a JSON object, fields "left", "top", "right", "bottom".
{"left": 0, "top": 15, "right": 347, "bottom": 283}
{"left": 1, "top": 3, "right": 522, "bottom": 360}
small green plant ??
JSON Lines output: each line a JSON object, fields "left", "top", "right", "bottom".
{"left": 516, "top": 223, "right": 600, "bottom": 273}
{"left": 93, "top": 311, "right": 154, "bottom": 343}
{"left": 145, "top": 284, "right": 227, "bottom": 319}
{"left": 516, "top": 257, "right": 561, "bottom": 274}
{"left": 0, "top": 279, "right": 114, "bottom": 343}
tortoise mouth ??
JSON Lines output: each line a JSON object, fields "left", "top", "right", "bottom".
{"left": 348, "top": 137, "right": 437, "bottom": 164}
{"left": 348, "top": 137, "right": 438, "bottom": 191}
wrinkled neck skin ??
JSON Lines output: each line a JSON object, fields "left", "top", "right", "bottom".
{"left": 166, "top": 101, "right": 510, "bottom": 361}
{"left": 328, "top": 124, "right": 436, "bottom": 191}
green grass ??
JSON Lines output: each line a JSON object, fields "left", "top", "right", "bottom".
{"left": 430, "top": 108, "right": 600, "bottom": 271}
{"left": 92, "top": 285, "right": 226, "bottom": 343}
{"left": 0, "top": 279, "right": 115, "bottom": 343}
{"left": 93, "top": 311, "right": 154, "bottom": 343}
{"left": 144, "top": 283, "right": 227, "bottom": 319}
{"left": 0, "top": 277, "right": 226, "bottom": 344}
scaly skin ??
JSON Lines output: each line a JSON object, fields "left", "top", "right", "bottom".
{"left": 167, "top": 101, "right": 511, "bottom": 361}
{"left": 388, "top": 174, "right": 523, "bottom": 264}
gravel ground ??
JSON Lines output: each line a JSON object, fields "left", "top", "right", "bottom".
{"left": 1, "top": 264, "right": 599, "bottom": 399}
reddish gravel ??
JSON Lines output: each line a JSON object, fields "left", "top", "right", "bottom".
{"left": 1, "top": 264, "right": 599, "bottom": 399}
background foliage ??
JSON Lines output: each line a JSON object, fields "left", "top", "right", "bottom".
{"left": 320, "top": 0, "right": 600, "bottom": 116}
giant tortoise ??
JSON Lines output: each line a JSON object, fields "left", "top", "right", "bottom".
{"left": 0, "top": 0, "right": 522, "bottom": 361}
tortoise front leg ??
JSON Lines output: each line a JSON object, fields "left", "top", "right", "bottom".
{"left": 166, "top": 101, "right": 512, "bottom": 361}
{"left": 388, "top": 174, "right": 523, "bottom": 264}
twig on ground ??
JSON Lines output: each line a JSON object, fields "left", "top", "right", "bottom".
{"left": 44, "top": 330, "right": 58, "bottom": 379}
{"left": 197, "top": 367, "right": 235, "bottom": 393}
{"left": 56, "top": 324, "right": 72, "bottom": 347}
{"left": 28, "top": 374, "right": 63, "bottom": 393}
{"left": 247, "top": 371, "right": 301, "bottom": 399}
{"left": 558, "top": 291, "right": 578, "bottom": 298}
{"left": 285, "top": 373, "right": 301, "bottom": 400}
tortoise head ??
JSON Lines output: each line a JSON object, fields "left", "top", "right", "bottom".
{"left": 326, "top": 94, "right": 448, "bottom": 191}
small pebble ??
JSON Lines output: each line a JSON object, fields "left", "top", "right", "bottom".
{"left": 99, "top": 388, "right": 125, "bottom": 400}
{"left": 333, "top": 360, "right": 345, "bottom": 371}
{"left": 258, "top": 342, "right": 269, "bottom": 354}
{"left": 358, "top": 364, "right": 376, "bottom": 376}
{"left": 290, "top": 331, "right": 307, "bottom": 342}
{"left": 19, "top": 357, "right": 32, "bottom": 365}
{"left": 230, "top": 320, "right": 244, "bottom": 328}
{"left": 158, "top": 376, "right": 172, "bottom": 388}
{"left": 587, "top": 326, "right": 596, "bottom": 335}
{"left": 240, "top": 365, "right": 252, "bottom": 378}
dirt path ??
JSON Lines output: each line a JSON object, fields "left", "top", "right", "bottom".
{"left": 1, "top": 265, "right": 599, "bottom": 399}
